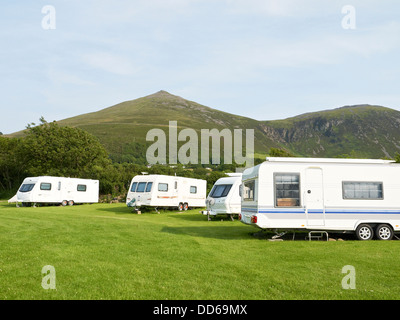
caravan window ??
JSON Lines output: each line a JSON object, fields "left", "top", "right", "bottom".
{"left": 243, "top": 180, "right": 255, "bottom": 201}
{"left": 190, "top": 186, "right": 197, "bottom": 194}
{"left": 343, "top": 181, "right": 383, "bottom": 199}
{"left": 130, "top": 182, "right": 138, "bottom": 192}
{"left": 158, "top": 183, "right": 168, "bottom": 192}
{"left": 210, "top": 184, "right": 232, "bottom": 198}
{"left": 145, "top": 182, "right": 153, "bottom": 192}
{"left": 19, "top": 184, "right": 35, "bottom": 193}
{"left": 77, "top": 184, "right": 87, "bottom": 192}
{"left": 136, "top": 182, "right": 147, "bottom": 192}
{"left": 274, "top": 173, "right": 300, "bottom": 207}
{"left": 40, "top": 183, "right": 52, "bottom": 191}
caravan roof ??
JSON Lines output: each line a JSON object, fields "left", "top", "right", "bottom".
{"left": 265, "top": 157, "right": 395, "bottom": 164}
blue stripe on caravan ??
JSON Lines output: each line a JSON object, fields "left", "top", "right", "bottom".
{"left": 258, "top": 210, "right": 304, "bottom": 214}
{"left": 326, "top": 211, "right": 400, "bottom": 215}
{"left": 242, "top": 208, "right": 400, "bottom": 215}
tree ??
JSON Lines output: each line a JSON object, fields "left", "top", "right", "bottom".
{"left": 22, "top": 121, "right": 111, "bottom": 179}
{"left": 0, "top": 136, "right": 27, "bottom": 191}
{"left": 268, "top": 147, "right": 295, "bottom": 157}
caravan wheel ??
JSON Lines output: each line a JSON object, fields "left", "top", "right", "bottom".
{"left": 178, "top": 203, "right": 183, "bottom": 211}
{"left": 68, "top": 200, "right": 74, "bottom": 206}
{"left": 356, "top": 224, "right": 374, "bottom": 240}
{"left": 183, "top": 203, "right": 188, "bottom": 211}
{"left": 61, "top": 200, "right": 68, "bottom": 206}
{"left": 375, "top": 224, "right": 393, "bottom": 240}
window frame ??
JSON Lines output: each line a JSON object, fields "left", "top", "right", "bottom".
{"left": 145, "top": 182, "right": 153, "bottom": 192}
{"left": 19, "top": 184, "right": 35, "bottom": 193}
{"left": 274, "top": 172, "right": 301, "bottom": 208}
{"left": 158, "top": 183, "right": 168, "bottom": 192}
{"left": 136, "top": 182, "right": 147, "bottom": 193}
{"left": 243, "top": 180, "right": 255, "bottom": 201}
{"left": 77, "top": 184, "right": 87, "bottom": 192}
{"left": 190, "top": 186, "right": 197, "bottom": 194}
{"left": 40, "top": 182, "right": 52, "bottom": 191}
{"left": 210, "top": 184, "right": 232, "bottom": 198}
{"left": 342, "top": 181, "right": 384, "bottom": 200}
{"left": 130, "top": 182, "right": 138, "bottom": 192}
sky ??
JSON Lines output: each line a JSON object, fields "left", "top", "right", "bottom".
{"left": 1, "top": 0, "right": 400, "bottom": 134}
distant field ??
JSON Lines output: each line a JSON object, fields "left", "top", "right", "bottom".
{"left": 0, "top": 202, "right": 399, "bottom": 300}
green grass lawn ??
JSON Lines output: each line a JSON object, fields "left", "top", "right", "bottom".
{"left": 0, "top": 202, "right": 399, "bottom": 300}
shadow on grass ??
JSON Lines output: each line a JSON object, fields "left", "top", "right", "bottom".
{"left": 161, "top": 225, "right": 255, "bottom": 240}
{"left": 94, "top": 205, "right": 135, "bottom": 215}
{"left": 167, "top": 212, "right": 240, "bottom": 223}
{"left": 94, "top": 205, "right": 174, "bottom": 215}
{"left": 95, "top": 205, "right": 209, "bottom": 219}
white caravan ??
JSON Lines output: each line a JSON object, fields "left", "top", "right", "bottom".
{"left": 239, "top": 157, "right": 400, "bottom": 240}
{"left": 126, "top": 174, "right": 206, "bottom": 211}
{"left": 204, "top": 173, "right": 242, "bottom": 220}
{"left": 14, "top": 176, "right": 99, "bottom": 206}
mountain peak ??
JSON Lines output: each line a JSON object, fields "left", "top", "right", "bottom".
{"left": 146, "top": 90, "right": 175, "bottom": 99}
{"left": 154, "top": 90, "right": 171, "bottom": 95}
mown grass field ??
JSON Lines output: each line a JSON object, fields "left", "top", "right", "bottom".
{"left": 0, "top": 202, "right": 399, "bottom": 300}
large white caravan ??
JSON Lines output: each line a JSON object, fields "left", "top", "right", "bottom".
{"left": 204, "top": 173, "right": 242, "bottom": 220}
{"left": 14, "top": 176, "right": 99, "bottom": 206}
{"left": 239, "top": 157, "right": 400, "bottom": 240}
{"left": 126, "top": 174, "right": 206, "bottom": 211}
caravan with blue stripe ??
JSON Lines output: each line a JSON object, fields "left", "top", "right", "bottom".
{"left": 239, "top": 157, "right": 400, "bottom": 240}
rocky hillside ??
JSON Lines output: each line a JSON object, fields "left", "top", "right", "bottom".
{"left": 261, "top": 105, "right": 400, "bottom": 158}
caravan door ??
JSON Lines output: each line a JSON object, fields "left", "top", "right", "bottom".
{"left": 305, "top": 167, "right": 325, "bottom": 226}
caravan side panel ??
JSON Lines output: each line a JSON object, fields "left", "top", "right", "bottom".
{"left": 126, "top": 175, "right": 207, "bottom": 209}
{"left": 67, "top": 179, "right": 99, "bottom": 204}
{"left": 240, "top": 161, "right": 400, "bottom": 233}
{"left": 16, "top": 176, "right": 99, "bottom": 205}
{"left": 185, "top": 179, "right": 207, "bottom": 207}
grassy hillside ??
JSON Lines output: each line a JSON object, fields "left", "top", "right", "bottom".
{"left": 261, "top": 104, "right": 400, "bottom": 158}
{"left": 56, "top": 90, "right": 280, "bottom": 162}
{"left": 1, "top": 202, "right": 399, "bottom": 300}
{"left": 9, "top": 92, "right": 400, "bottom": 162}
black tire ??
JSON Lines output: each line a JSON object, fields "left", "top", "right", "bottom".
{"left": 375, "top": 224, "right": 393, "bottom": 240}
{"left": 178, "top": 203, "right": 183, "bottom": 211}
{"left": 183, "top": 203, "right": 188, "bottom": 211}
{"left": 68, "top": 200, "right": 74, "bottom": 206}
{"left": 61, "top": 200, "right": 68, "bottom": 206}
{"left": 356, "top": 224, "right": 374, "bottom": 240}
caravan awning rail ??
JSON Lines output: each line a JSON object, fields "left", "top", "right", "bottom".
{"left": 265, "top": 157, "right": 395, "bottom": 164}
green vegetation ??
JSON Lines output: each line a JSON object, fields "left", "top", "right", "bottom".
{"left": 8, "top": 90, "right": 281, "bottom": 161}
{"left": 0, "top": 202, "right": 399, "bottom": 300}
{"left": 8, "top": 92, "right": 400, "bottom": 163}
{"left": 48, "top": 95, "right": 400, "bottom": 160}
{"left": 0, "top": 119, "right": 237, "bottom": 199}
{"left": 264, "top": 104, "right": 400, "bottom": 158}
{"left": 2, "top": 93, "right": 400, "bottom": 301}
{"left": 3, "top": 92, "right": 400, "bottom": 200}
